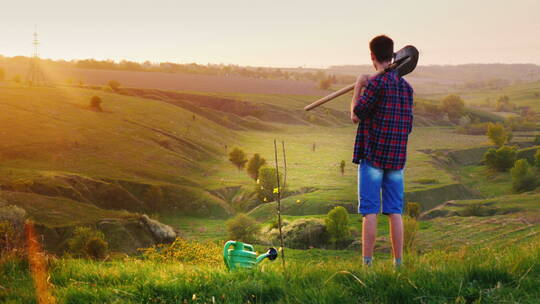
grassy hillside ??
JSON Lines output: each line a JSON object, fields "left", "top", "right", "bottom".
{"left": 423, "top": 80, "right": 540, "bottom": 113}
{"left": 0, "top": 84, "right": 247, "bottom": 240}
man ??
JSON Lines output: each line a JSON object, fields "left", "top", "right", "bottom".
{"left": 350, "top": 35, "right": 414, "bottom": 267}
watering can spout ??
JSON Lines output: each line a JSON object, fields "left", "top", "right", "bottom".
{"left": 255, "top": 247, "right": 278, "bottom": 265}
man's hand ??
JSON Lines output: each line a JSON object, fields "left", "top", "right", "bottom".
{"left": 350, "top": 74, "right": 369, "bottom": 124}
{"left": 356, "top": 74, "right": 370, "bottom": 89}
{"left": 350, "top": 111, "right": 360, "bottom": 124}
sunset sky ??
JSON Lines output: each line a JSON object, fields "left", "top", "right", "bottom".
{"left": 1, "top": 0, "right": 539, "bottom": 67}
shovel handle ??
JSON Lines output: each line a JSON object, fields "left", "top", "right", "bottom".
{"left": 304, "top": 63, "right": 400, "bottom": 111}
{"left": 303, "top": 83, "right": 356, "bottom": 111}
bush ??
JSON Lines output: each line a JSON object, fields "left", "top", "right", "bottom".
{"left": 325, "top": 206, "right": 350, "bottom": 246}
{"left": 339, "top": 160, "right": 345, "bottom": 175}
{"left": 505, "top": 117, "right": 536, "bottom": 131}
{"left": 534, "top": 136, "right": 540, "bottom": 146}
{"left": 456, "top": 122, "right": 489, "bottom": 135}
{"left": 108, "top": 80, "right": 121, "bottom": 91}
{"left": 441, "top": 95, "right": 465, "bottom": 121}
{"left": 228, "top": 147, "right": 248, "bottom": 170}
{"left": 487, "top": 123, "right": 509, "bottom": 147}
{"left": 403, "top": 216, "right": 419, "bottom": 253}
{"left": 256, "top": 167, "right": 284, "bottom": 203}
{"left": 67, "top": 227, "right": 109, "bottom": 260}
{"left": 484, "top": 146, "right": 517, "bottom": 172}
{"left": 85, "top": 237, "right": 108, "bottom": 260}
{"left": 406, "top": 202, "right": 422, "bottom": 219}
{"left": 269, "top": 218, "right": 289, "bottom": 230}
{"left": 536, "top": 149, "right": 540, "bottom": 168}
{"left": 12, "top": 74, "right": 21, "bottom": 84}
{"left": 495, "top": 96, "right": 515, "bottom": 112}
{"left": 319, "top": 78, "right": 332, "bottom": 90}
{"left": 226, "top": 213, "right": 260, "bottom": 244}
{"left": 140, "top": 238, "right": 221, "bottom": 265}
{"left": 246, "top": 153, "right": 266, "bottom": 180}
{"left": 511, "top": 159, "right": 538, "bottom": 193}
{"left": 0, "top": 204, "right": 26, "bottom": 258}
{"left": 459, "top": 203, "right": 495, "bottom": 217}
{"left": 89, "top": 95, "right": 103, "bottom": 111}
{"left": 0, "top": 222, "right": 23, "bottom": 257}
{"left": 413, "top": 178, "right": 438, "bottom": 185}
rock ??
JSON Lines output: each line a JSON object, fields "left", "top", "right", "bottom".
{"left": 279, "top": 218, "right": 329, "bottom": 249}
{"left": 141, "top": 214, "right": 176, "bottom": 243}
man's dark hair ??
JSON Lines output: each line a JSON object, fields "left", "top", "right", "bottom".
{"left": 370, "top": 35, "right": 394, "bottom": 62}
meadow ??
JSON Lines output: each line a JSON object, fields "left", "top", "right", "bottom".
{"left": 1, "top": 75, "right": 540, "bottom": 303}
{"left": 2, "top": 237, "right": 540, "bottom": 304}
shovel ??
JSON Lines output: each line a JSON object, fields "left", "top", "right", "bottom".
{"left": 304, "top": 45, "right": 419, "bottom": 111}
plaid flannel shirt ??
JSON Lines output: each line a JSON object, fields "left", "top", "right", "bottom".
{"left": 352, "top": 70, "right": 414, "bottom": 170}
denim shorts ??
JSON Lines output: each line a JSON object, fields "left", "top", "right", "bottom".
{"left": 358, "top": 159, "right": 404, "bottom": 216}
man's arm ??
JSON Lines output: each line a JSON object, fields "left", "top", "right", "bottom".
{"left": 352, "top": 76, "right": 380, "bottom": 120}
{"left": 350, "top": 74, "right": 369, "bottom": 123}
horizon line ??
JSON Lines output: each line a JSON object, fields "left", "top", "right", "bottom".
{"left": 1, "top": 53, "right": 539, "bottom": 70}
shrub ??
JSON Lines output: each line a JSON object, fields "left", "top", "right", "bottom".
{"left": 505, "top": 117, "right": 536, "bottom": 131}
{"left": 441, "top": 95, "right": 465, "bottom": 121}
{"left": 456, "top": 123, "right": 489, "bottom": 135}
{"left": 487, "top": 123, "right": 509, "bottom": 147}
{"left": 0, "top": 222, "right": 23, "bottom": 257}
{"left": 459, "top": 203, "right": 496, "bottom": 217}
{"left": 89, "top": 95, "right": 103, "bottom": 111}
{"left": 495, "top": 95, "right": 515, "bottom": 112}
{"left": 0, "top": 204, "right": 26, "bottom": 258}
{"left": 403, "top": 216, "right": 419, "bottom": 253}
{"left": 85, "top": 237, "right": 108, "bottom": 260}
{"left": 256, "top": 167, "right": 284, "bottom": 203}
{"left": 534, "top": 135, "right": 540, "bottom": 146}
{"left": 413, "top": 178, "right": 438, "bottom": 185}
{"left": 226, "top": 213, "right": 260, "bottom": 244}
{"left": 325, "top": 206, "right": 350, "bottom": 246}
{"left": 511, "top": 159, "right": 538, "bottom": 193}
{"left": 108, "top": 80, "right": 121, "bottom": 91}
{"left": 246, "top": 153, "right": 266, "bottom": 180}
{"left": 269, "top": 217, "right": 289, "bottom": 230}
{"left": 228, "top": 147, "right": 248, "bottom": 170}
{"left": 484, "top": 146, "right": 517, "bottom": 172}
{"left": 339, "top": 160, "right": 345, "bottom": 175}
{"left": 319, "top": 78, "right": 332, "bottom": 90}
{"left": 536, "top": 149, "right": 540, "bottom": 168}
{"left": 140, "top": 238, "right": 221, "bottom": 265}
{"left": 406, "top": 202, "right": 422, "bottom": 219}
{"left": 67, "top": 227, "right": 109, "bottom": 260}
{"left": 12, "top": 74, "right": 21, "bottom": 84}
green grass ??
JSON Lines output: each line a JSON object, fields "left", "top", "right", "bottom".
{"left": 456, "top": 165, "right": 513, "bottom": 198}
{"left": 2, "top": 238, "right": 540, "bottom": 303}
{"left": 207, "top": 125, "right": 488, "bottom": 218}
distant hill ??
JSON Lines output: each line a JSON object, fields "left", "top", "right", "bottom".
{"left": 327, "top": 63, "right": 540, "bottom": 94}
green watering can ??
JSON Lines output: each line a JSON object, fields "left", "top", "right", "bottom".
{"left": 223, "top": 240, "right": 278, "bottom": 270}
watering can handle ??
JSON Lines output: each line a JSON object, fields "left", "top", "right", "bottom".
{"left": 244, "top": 244, "right": 254, "bottom": 252}
{"left": 223, "top": 240, "right": 236, "bottom": 269}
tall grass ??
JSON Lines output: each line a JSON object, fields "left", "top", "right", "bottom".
{"left": 2, "top": 237, "right": 539, "bottom": 303}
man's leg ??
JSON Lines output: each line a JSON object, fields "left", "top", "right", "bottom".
{"left": 382, "top": 168, "right": 404, "bottom": 266}
{"left": 388, "top": 214, "right": 403, "bottom": 264}
{"left": 358, "top": 160, "right": 383, "bottom": 266}
{"left": 362, "top": 214, "right": 377, "bottom": 265}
